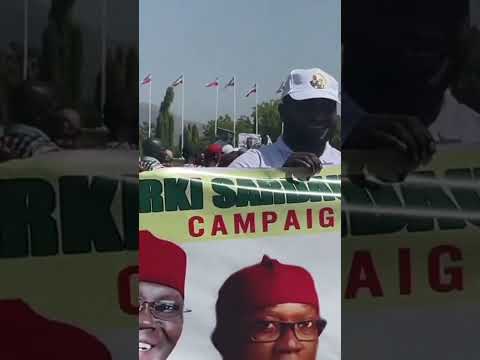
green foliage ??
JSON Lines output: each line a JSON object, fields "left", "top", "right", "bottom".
{"left": 251, "top": 99, "right": 282, "bottom": 141}
{"left": 156, "top": 87, "right": 175, "bottom": 147}
{"left": 40, "top": 0, "right": 83, "bottom": 106}
{"left": 191, "top": 124, "right": 200, "bottom": 144}
{"left": 202, "top": 114, "right": 234, "bottom": 143}
{"left": 139, "top": 121, "right": 156, "bottom": 146}
{"left": 202, "top": 113, "right": 256, "bottom": 145}
{"left": 236, "top": 115, "right": 254, "bottom": 136}
{"left": 96, "top": 46, "right": 138, "bottom": 131}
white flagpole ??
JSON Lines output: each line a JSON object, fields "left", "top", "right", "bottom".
{"left": 215, "top": 83, "right": 219, "bottom": 137}
{"left": 148, "top": 80, "right": 152, "bottom": 138}
{"left": 255, "top": 84, "right": 258, "bottom": 135}
{"left": 233, "top": 75, "right": 237, "bottom": 147}
{"left": 181, "top": 74, "right": 185, "bottom": 156}
{"left": 23, "top": 0, "right": 29, "bottom": 80}
{"left": 101, "top": 0, "right": 107, "bottom": 120}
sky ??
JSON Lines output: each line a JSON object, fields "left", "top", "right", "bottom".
{"left": 139, "top": 0, "right": 341, "bottom": 126}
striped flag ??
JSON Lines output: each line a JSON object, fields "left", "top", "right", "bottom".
{"left": 276, "top": 80, "right": 285, "bottom": 94}
{"left": 224, "top": 77, "right": 235, "bottom": 88}
{"left": 171, "top": 75, "right": 183, "bottom": 87}
{"left": 141, "top": 74, "right": 152, "bottom": 85}
{"left": 205, "top": 78, "right": 220, "bottom": 88}
{"left": 245, "top": 84, "right": 256, "bottom": 97}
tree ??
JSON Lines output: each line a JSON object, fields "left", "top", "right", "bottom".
{"left": 251, "top": 100, "right": 282, "bottom": 141}
{"left": 139, "top": 121, "right": 156, "bottom": 146}
{"left": 125, "top": 47, "right": 139, "bottom": 96}
{"left": 191, "top": 124, "right": 200, "bottom": 145}
{"left": 201, "top": 114, "right": 254, "bottom": 146}
{"left": 95, "top": 46, "right": 138, "bottom": 134}
{"left": 202, "top": 114, "right": 235, "bottom": 143}
{"left": 236, "top": 115, "right": 254, "bottom": 135}
{"left": 40, "top": 0, "right": 83, "bottom": 106}
{"left": 156, "top": 87, "right": 175, "bottom": 147}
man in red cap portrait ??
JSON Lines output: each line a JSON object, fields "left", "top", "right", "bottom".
{"left": 139, "top": 230, "right": 188, "bottom": 360}
{"left": 212, "top": 255, "right": 327, "bottom": 360}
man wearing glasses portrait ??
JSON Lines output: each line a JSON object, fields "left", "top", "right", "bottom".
{"left": 212, "top": 255, "right": 327, "bottom": 360}
{"left": 139, "top": 230, "right": 189, "bottom": 360}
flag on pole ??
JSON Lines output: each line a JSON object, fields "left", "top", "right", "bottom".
{"left": 245, "top": 84, "right": 256, "bottom": 97}
{"left": 141, "top": 73, "right": 152, "bottom": 85}
{"left": 224, "top": 77, "right": 235, "bottom": 88}
{"left": 172, "top": 75, "right": 184, "bottom": 87}
{"left": 205, "top": 78, "right": 220, "bottom": 88}
{"left": 276, "top": 80, "right": 285, "bottom": 94}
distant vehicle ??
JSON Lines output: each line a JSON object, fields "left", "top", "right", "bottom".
{"left": 238, "top": 133, "right": 262, "bottom": 149}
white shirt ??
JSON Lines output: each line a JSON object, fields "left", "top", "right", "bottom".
{"left": 343, "top": 89, "right": 480, "bottom": 145}
{"left": 429, "top": 89, "right": 480, "bottom": 144}
{"left": 228, "top": 136, "right": 341, "bottom": 168}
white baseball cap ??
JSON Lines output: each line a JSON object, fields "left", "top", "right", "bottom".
{"left": 222, "top": 144, "right": 234, "bottom": 154}
{"left": 282, "top": 68, "right": 339, "bottom": 103}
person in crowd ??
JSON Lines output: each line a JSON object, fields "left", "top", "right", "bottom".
{"left": 139, "top": 230, "right": 189, "bottom": 360}
{"left": 204, "top": 143, "right": 223, "bottom": 167}
{"left": 0, "top": 80, "right": 82, "bottom": 160}
{"left": 139, "top": 138, "right": 170, "bottom": 171}
{"left": 103, "top": 94, "right": 139, "bottom": 150}
{"left": 162, "top": 149, "right": 174, "bottom": 166}
{"left": 218, "top": 147, "right": 246, "bottom": 167}
{"left": 212, "top": 255, "right": 327, "bottom": 360}
{"left": 192, "top": 152, "right": 206, "bottom": 167}
{"left": 342, "top": 0, "right": 478, "bottom": 181}
{"left": 222, "top": 144, "right": 234, "bottom": 155}
{"left": 229, "top": 68, "right": 340, "bottom": 177}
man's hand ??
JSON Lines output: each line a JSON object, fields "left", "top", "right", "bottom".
{"left": 0, "top": 136, "right": 14, "bottom": 163}
{"left": 343, "top": 114, "right": 436, "bottom": 182}
{"left": 283, "top": 152, "right": 323, "bottom": 179}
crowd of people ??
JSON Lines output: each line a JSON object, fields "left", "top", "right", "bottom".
{"left": 139, "top": 138, "right": 249, "bottom": 171}
{"left": 0, "top": 80, "right": 138, "bottom": 164}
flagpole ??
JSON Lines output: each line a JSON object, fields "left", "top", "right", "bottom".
{"left": 181, "top": 73, "right": 185, "bottom": 156}
{"left": 215, "top": 83, "right": 219, "bottom": 137}
{"left": 148, "top": 80, "right": 152, "bottom": 138}
{"left": 233, "top": 75, "right": 236, "bottom": 147}
{"left": 23, "top": 0, "right": 29, "bottom": 80}
{"left": 255, "top": 84, "right": 258, "bottom": 135}
{"left": 101, "top": 0, "right": 107, "bottom": 120}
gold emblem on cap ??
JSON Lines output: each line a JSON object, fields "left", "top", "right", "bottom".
{"left": 310, "top": 72, "right": 327, "bottom": 89}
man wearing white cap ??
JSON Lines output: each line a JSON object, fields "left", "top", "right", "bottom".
{"left": 229, "top": 68, "right": 340, "bottom": 173}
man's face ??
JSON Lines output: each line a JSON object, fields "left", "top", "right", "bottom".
{"left": 282, "top": 98, "right": 336, "bottom": 154}
{"left": 239, "top": 303, "right": 320, "bottom": 360}
{"left": 139, "top": 281, "right": 184, "bottom": 360}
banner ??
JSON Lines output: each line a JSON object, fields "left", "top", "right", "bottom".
{"left": 0, "top": 150, "right": 138, "bottom": 359}
{"left": 342, "top": 145, "right": 479, "bottom": 359}
{"left": 139, "top": 166, "right": 341, "bottom": 360}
